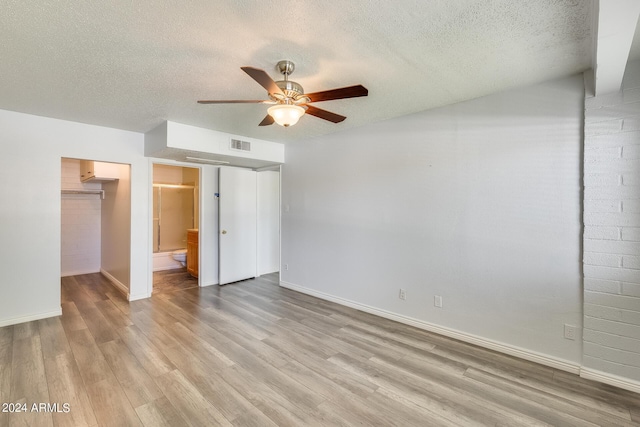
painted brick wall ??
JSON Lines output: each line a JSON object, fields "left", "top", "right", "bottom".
{"left": 61, "top": 158, "right": 102, "bottom": 276}
{"left": 583, "top": 60, "right": 640, "bottom": 382}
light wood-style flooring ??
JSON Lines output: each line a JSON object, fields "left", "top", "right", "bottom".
{"left": 153, "top": 269, "right": 198, "bottom": 295}
{"left": 0, "top": 273, "right": 639, "bottom": 426}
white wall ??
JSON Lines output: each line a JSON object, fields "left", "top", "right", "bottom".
{"left": 582, "top": 59, "right": 640, "bottom": 386}
{"left": 0, "top": 109, "right": 149, "bottom": 325}
{"left": 101, "top": 164, "right": 131, "bottom": 291}
{"left": 258, "top": 170, "right": 280, "bottom": 275}
{"left": 61, "top": 158, "right": 102, "bottom": 276}
{"left": 281, "top": 75, "right": 584, "bottom": 366}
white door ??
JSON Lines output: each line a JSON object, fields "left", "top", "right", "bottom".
{"left": 219, "top": 167, "right": 257, "bottom": 285}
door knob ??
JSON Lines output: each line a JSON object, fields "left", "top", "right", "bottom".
{"left": 221, "top": 230, "right": 227, "bottom": 234}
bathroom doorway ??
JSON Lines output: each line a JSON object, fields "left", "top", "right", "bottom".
{"left": 152, "top": 164, "right": 200, "bottom": 294}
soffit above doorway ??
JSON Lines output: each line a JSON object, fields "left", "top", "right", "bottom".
{"left": 145, "top": 121, "right": 284, "bottom": 170}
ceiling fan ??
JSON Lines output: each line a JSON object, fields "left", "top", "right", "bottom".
{"left": 198, "top": 60, "right": 368, "bottom": 127}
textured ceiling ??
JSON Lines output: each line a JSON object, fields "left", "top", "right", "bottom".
{"left": 0, "top": 0, "right": 594, "bottom": 143}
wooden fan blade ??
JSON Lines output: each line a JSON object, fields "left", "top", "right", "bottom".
{"left": 305, "top": 85, "right": 368, "bottom": 103}
{"left": 241, "top": 66, "right": 284, "bottom": 96}
{"left": 258, "top": 114, "right": 274, "bottom": 126}
{"left": 197, "top": 100, "right": 268, "bottom": 104}
{"left": 305, "top": 105, "right": 346, "bottom": 123}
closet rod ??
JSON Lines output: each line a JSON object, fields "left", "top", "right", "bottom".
{"left": 61, "top": 189, "right": 105, "bottom": 199}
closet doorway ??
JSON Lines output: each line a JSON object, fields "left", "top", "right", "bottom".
{"left": 60, "top": 157, "right": 132, "bottom": 296}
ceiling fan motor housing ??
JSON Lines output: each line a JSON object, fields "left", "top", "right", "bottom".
{"left": 273, "top": 80, "right": 310, "bottom": 104}
{"left": 276, "top": 80, "right": 303, "bottom": 96}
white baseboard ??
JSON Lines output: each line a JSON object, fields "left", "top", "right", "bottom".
{"left": 100, "top": 269, "right": 130, "bottom": 299}
{"left": 0, "top": 309, "right": 63, "bottom": 328}
{"left": 279, "top": 280, "right": 580, "bottom": 375}
{"left": 580, "top": 367, "right": 640, "bottom": 395}
{"left": 61, "top": 269, "right": 100, "bottom": 277}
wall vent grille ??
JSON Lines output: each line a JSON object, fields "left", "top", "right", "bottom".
{"left": 230, "top": 139, "right": 251, "bottom": 151}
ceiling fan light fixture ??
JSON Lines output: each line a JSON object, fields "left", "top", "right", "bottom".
{"left": 267, "top": 104, "right": 305, "bottom": 127}
{"left": 198, "top": 61, "right": 367, "bottom": 127}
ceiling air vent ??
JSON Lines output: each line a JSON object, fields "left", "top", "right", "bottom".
{"left": 230, "top": 139, "right": 251, "bottom": 152}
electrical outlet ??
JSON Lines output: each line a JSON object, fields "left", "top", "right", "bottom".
{"left": 284, "top": 264, "right": 289, "bottom": 271}
{"left": 434, "top": 295, "right": 443, "bottom": 308}
{"left": 564, "top": 324, "right": 576, "bottom": 340}
{"left": 399, "top": 289, "right": 406, "bottom": 300}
